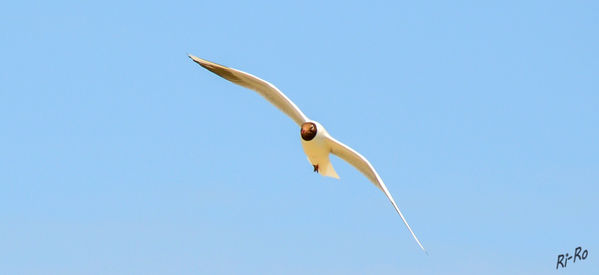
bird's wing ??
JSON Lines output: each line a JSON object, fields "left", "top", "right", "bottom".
{"left": 189, "top": 55, "right": 309, "bottom": 126}
{"left": 326, "top": 136, "right": 426, "bottom": 252}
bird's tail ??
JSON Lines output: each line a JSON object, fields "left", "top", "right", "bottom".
{"left": 319, "top": 158, "right": 339, "bottom": 179}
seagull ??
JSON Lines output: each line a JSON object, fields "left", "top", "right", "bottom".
{"left": 189, "top": 54, "right": 426, "bottom": 252}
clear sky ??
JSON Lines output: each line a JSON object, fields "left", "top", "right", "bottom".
{"left": 1, "top": 0, "right": 597, "bottom": 274}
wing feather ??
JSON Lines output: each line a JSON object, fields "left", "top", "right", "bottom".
{"left": 326, "top": 136, "right": 426, "bottom": 252}
{"left": 189, "top": 55, "right": 309, "bottom": 126}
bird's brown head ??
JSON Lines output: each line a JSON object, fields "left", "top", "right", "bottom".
{"left": 300, "top": 122, "right": 317, "bottom": 141}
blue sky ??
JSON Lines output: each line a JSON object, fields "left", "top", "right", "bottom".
{"left": 1, "top": 0, "right": 597, "bottom": 274}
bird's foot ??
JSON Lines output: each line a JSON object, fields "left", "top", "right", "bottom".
{"left": 313, "top": 164, "right": 319, "bottom": 173}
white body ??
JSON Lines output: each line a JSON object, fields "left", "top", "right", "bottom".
{"left": 189, "top": 54, "right": 426, "bottom": 252}
{"left": 300, "top": 121, "right": 339, "bottom": 179}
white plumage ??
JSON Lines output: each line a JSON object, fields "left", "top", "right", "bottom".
{"left": 189, "top": 54, "right": 426, "bottom": 252}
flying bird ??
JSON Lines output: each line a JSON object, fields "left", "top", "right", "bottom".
{"left": 189, "top": 54, "right": 426, "bottom": 252}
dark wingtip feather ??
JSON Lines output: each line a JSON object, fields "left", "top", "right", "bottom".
{"left": 188, "top": 54, "right": 242, "bottom": 84}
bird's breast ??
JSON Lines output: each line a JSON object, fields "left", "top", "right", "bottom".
{"left": 300, "top": 134, "right": 329, "bottom": 164}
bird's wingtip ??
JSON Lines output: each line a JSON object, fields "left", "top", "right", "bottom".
{"left": 188, "top": 54, "right": 203, "bottom": 64}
